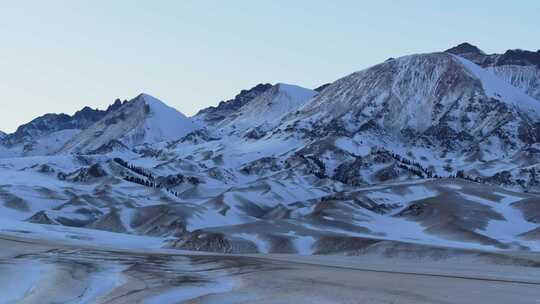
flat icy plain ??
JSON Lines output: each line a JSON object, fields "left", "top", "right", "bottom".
{"left": 1, "top": 233, "right": 540, "bottom": 304}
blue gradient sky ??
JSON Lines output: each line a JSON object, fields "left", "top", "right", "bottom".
{"left": 1, "top": 1, "right": 538, "bottom": 132}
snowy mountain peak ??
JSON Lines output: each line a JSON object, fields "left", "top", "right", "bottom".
{"left": 276, "top": 83, "right": 318, "bottom": 101}
{"left": 295, "top": 52, "right": 481, "bottom": 132}
{"left": 59, "top": 94, "right": 199, "bottom": 154}
{"left": 298, "top": 52, "right": 540, "bottom": 125}
{"left": 136, "top": 93, "right": 186, "bottom": 120}
{"left": 136, "top": 93, "right": 200, "bottom": 142}
{"left": 137, "top": 93, "right": 167, "bottom": 107}
{"left": 0, "top": 131, "right": 6, "bottom": 140}
{"left": 217, "top": 83, "right": 316, "bottom": 133}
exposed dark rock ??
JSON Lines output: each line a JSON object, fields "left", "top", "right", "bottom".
{"left": 196, "top": 83, "right": 272, "bottom": 124}
{"left": 156, "top": 174, "right": 186, "bottom": 188}
{"left": 133, "top": 146, "right": 164, "bottom": 158}
{"left": 423, "top": 125, "right": 462, "bottom": 149}
{"left": 333, "top": 158, "right": 364, "bottom": 186}
{"left": 88, "top": 164, "right": 107, "bottom": 178}
{"left": 518, "top": 122, "right": 540, "bottom": 144}
{"left": 374, "top": 164, "right": 400, "bottom": 182}
{"left": 445, "top": 42, "right": 485, "bottom": 56}
{"left": 168, "top": 230, "right": 258, "bottom": 253}
{"left": 485, "top": 171, "right": 515, "bottom": 187}
{"left": 86, "top": 208, "right": 127, "bottom": 233}
{"left": 241, "top": 157, "right": 281, "bottom": 176}
{"left": 174, "top": 128, "right": 220, "bottom": 146}
{"left": 66, "top": 164, "right": 108, "bottom": 182}
{"left": 497, "top": 49, "right": 540, "bottom": 67}
{"left": 37, "top": 164, "right": 55, "bottom": 174}
{"left": 25, "top": 211, "right": 59, "bottom": 225}
{"left": 87, "top": 140, "right": 129, "bottom": 155}
{"left": 446, "top": 42, "right": 540, "bottom": 68}
{"left": 314, "top": 83, "right": 331, "bottom": 92}
{"left": 128, "top": 204, "right": 189, "bottom": 237}
{"left": 262, "top": 204, "right": 291, "bottom": 220}
{"left": 3, "top": 99, "right": 125, "bottom": 146}
{"left": 313, "top": 236, "right": 381, "bottom": 254}
{"left": 244, "top": 126, "right": 267, "bottom": 140}
{"left": 397, "top": 202, "right": 428, "bottom": 217}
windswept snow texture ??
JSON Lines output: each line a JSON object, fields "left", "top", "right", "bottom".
{"left": 488, "top": 65, "right": 540, "bottom": 101}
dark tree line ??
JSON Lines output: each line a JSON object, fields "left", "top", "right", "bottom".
{"left": 390, "top": 152, "right": 484, "bottom": 182}
{"left": 114, "top": 157, "right": 155, "bottom": 181}
{"left": 387, "top": 152, "right": 435, "bottom": 178}
{"left": 122, "top": 175, "right": 183, "bottom": 198}
{"left": 115, "top": 157, "right": 190, "bottom": 198}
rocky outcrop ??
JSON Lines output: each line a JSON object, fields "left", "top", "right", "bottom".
{"left": 445, "top": 42, "right": 540, "bottom": 68}
{"left": 195, "top": 83, "right": 272, "bottom": 124}
{"left": 2, "top": 99, "right": 124, "bottom": 146}
{"left": 167, "top": 231, "right": 258, "bottom": 253}
{"left": 59, "top": 164, "right": 108, "bottom": 182}
{"left": 86, "top": 208, "right": 128, "bottom": 233}
{"left": 87, "top": 140, "right": 129, "bottom": 155}
{"left": 25, "top": 211, "right": 60, "bottom": 225}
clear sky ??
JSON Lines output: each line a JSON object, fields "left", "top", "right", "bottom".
{"left": 1, "top": 1, "right": 538, "bottom": 132}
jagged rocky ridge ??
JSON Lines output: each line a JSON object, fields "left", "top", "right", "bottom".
{"left": 446, "top": 42, "right": 540, "bottom": 100}
{"left": 1, "top": 43, "right": 540, "bottom": 255}
{"left": 2, "top": 99, "right": 124, "bottom": 146}
{"left": 195, "top": 83, "right": 272, "bottom": 125}
{"left": 0, "top": 99, "right": 125, "bottom": 157}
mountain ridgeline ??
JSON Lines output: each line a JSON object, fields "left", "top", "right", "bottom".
{"left": 1, "top": 43, "right": 540, "bottom": 254}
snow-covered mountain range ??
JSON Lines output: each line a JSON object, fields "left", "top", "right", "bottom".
{"left": 1, "top": 43, "right": 539, "bottom": 254}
